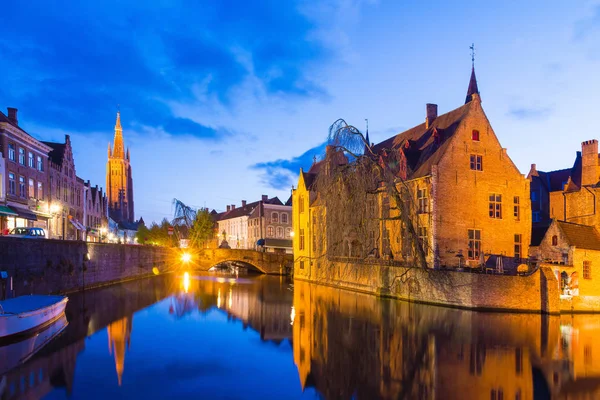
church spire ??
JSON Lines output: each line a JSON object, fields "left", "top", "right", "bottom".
{"left": 465, "top": 44, "right": 480, "bottom": 104}
{"left": 112, "top": 111, "right": 125, "bottom": 159}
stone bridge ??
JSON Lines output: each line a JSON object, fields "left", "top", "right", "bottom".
{"left": 192, "top": 248, "right": 293, "bottom": 275}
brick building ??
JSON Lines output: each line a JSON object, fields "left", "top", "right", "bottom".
{"left": 0, "top": 107, "right": 53, "bottom": 233}
{"left": 84, "top": 181, "right": 108, "bottom": 242}
{"left": 107, "top": 111, "right": 134, "bottom": 224}
{"left": 43, "top": 135, "right": 86, "bottom": 240}
{"left": 293, "top": 66, "right": 531, "bottom": 272}
{"left": 216, "top": 195, "right": 291, "bottom": 252}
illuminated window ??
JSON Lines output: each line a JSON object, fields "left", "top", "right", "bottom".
{"left": 514, "top": 234, "right": 522, "bottom": 260}
{"left": 382, "top": 195, "right": 390, "bottom": 219}
{"left": 19, "top": 176, "right": 25, "bottom": 197}
{"left": 18, "top": 148, "right": 25, "bottom": 165}
{"left": 470, "top": 154, "right": 482, "bottom": 171}
{"left": 28, "top": 152, "right": 34, "bottom": 168}
{"left": 417, "top": 188, "right": 429, "bottom": 214}
{"left": 276, "top": 226, "right": 283, "bottom": 238}
{"left": 552, "top": 235, "right": 558, "bottom": 246}
{"left": 299, "top": 260, "right": 304, "bottom": 270}
{"left": 28, "top": 178, "right": 34, "bottom": 198}
{"left": 513, "top": 197, "right": 520, "bottom": 220}
{"left": 285, "top": 227, "right": 291, "bottom": 238}
{"left": 468, "top": 229, "right": 481, "bottom": 260}
{"left": 489, "top": 193, "right": 502, "bottom": 219}
{"left": 267, "top": 225, "right": 274, "bottom": 237}
{"left": 8, "top": 144, "right": 15, "bottom": 161}
{"left": 8, "top": 173, "right": 15, "bottom": 195}
{"left": 472, "top": 129, "right": 480, "bottom": 141}
{"left": 271, "top": 212, "right": 279, "bottom": 223}
{"left": 299, "top": 229, "right": 305, "bottom": 250}
{"left": 584, "top": 261, "right": 592, "bottom": 280}
{"left": 37, "top": 155, "right": 43, "bottom": 171}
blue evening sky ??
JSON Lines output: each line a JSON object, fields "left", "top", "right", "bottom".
{"left": 2, "top": 1, "right": 600, "bottom": 223}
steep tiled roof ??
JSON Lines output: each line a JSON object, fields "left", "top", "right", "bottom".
{"left": 372, "top": 101, "right": 473, "bottom": 180}
{"left": 217, "top": 197, "right": 283, "bottom": 222}
{"left": 535, "top": 152, "right": 582, "bottom": 192}
{"left": 556, "top": 221, "right": 600, "bottom": 250}
{"left": 42, "top": 141, "right": 66, "bottom": 166}
{"left": 301, "top": 171, "right": 317, "bottom": 190}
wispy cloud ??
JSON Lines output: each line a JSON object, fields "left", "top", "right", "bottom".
{"left": 507, "top": 106, "right": 553, "bottom": 120}
{"left": 0, "top": 1, "right": 331, "bottom": 139}
{"left": 251, "top": 141, "right": 327, "bottom": 190}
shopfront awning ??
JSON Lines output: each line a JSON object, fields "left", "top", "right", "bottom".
{"left": 69, "top": 219, "right": 86, "bottom": 231}
{"left": 8, "top": 206, "right": 38, "bottom": 221}
{"left": 0, "top": 206, "right": 18, "bottom": 217}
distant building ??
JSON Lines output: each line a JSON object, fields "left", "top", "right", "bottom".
{"left": 107, "top": 111, "right": 135, "bottom": 224}
{"left": 43, "top": 135, "right": 86, "bottom": 240}
{"left": 215, "top": 195, "right": 292, "bottom": 252}
{"left": 0, "top": 107, "right": 53, "bottom": 234}
{"left": 84, "top": 181, "right": 108, "bottom": 242}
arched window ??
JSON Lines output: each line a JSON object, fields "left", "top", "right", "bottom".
{"left": 276, "top": 226, "right": 283, "bottom": 238}
{"left": 281, "top": 213, "right": 288, "bottom": 224}
{"left": 267, "top": 226, "right": 274, "bottom": 237}
{"left": 271, "top": 212, "right": 279, "bottom": 223}
{"left": 285, "top": 227, "right": 291, "bottom": 238}
{"left": 552, "top": 235, "right": 558, "bottom": 246}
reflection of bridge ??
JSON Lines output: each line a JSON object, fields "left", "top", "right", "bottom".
{"left": 193, "top": 249, "right": 293, "bottom": 275}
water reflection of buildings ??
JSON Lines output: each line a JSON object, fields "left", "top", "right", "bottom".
{"left": 107, "top": 316, "right": 133, "bottom": 386}
{"left": 1, "top": 276, "right": 170, "bottom": 400}
{"left": 293, "top": 280, "right": 600, "bottom": 400}
{"left": 172, "top": 275, "right": 294, "bottom": 344}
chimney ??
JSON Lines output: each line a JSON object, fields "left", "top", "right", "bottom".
{"left": 425, "top": 104, "right": 437, "bottom": 129}
{"left": 7, "top": 107, "right": 17, "bottom": 125}
{"left": 231, "top": 204, "right": 236, "bottom": 210}
{"left": 242, "top": 200, "right": 247, "bottom": 207}
{"left": 581, "top": 140, "right": 599, "bottom": 186}
{"left": 262, "top": 195, "right": 268, "bottom": 202}
{"left": 226, "top": 205, "right": 231, "bottom": 212}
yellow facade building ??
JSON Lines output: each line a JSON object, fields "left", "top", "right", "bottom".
{"left": 293, "top": 67, "right": 531, "bottom": 274}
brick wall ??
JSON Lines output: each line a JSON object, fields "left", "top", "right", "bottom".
{"left": 296, "top": 259, "right": 560, "bottom": 314}
{"left": 0, "top": 237, "right": 171, "bottom": 296}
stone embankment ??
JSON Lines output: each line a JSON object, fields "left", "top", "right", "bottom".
{"left": 0, "top": 237, "right": 172, "bottom": 296}
{"left": 295, "top": 259, "right": 561, "bottom": 314}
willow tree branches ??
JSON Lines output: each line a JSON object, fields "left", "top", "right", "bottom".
{"left": 314, "top": 119, "right": 429, "bottom": 269}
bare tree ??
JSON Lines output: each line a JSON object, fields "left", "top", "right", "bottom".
{"left": 172, "top": 198, "right": 215, "bottom": 249}
{"left": 312, "top": 119, "right": 429, "bottom": 271}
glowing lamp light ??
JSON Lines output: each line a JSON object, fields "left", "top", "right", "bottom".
{"left": 182, "top": 253, "right": 192, "bottom": 263}
{"left": 152, "top": 267, "right": 160, "bottom": 275}
{"left": 290, "top": 231, "right": 295, "bottom": 238}
{"left": 50, "top": 204, "right": 61, "bottom": 214}
{"left": 290, "top": 306, "right": 296, "bottom": 325}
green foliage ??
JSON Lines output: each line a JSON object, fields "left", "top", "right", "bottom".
{"left": 189, "top": 209, "right": 215, "bottom": 249}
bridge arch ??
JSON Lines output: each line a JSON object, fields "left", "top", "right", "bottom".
{"left": 193, "top": 248, "right": 293, "bottom": 275}
{"left": 208, "top": 259, "right": 267, "bottom": 274}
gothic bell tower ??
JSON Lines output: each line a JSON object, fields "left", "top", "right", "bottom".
{"left": 106, "top": 111, "right": 135, "bottom": 223}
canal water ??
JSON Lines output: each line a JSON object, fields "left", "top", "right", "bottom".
{"left": 0, "top": 273, "right": 596, "bottom": 399}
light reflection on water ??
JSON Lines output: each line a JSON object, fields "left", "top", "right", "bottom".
{"left": 0, "top": 273, "right": 598, "bottom": 399}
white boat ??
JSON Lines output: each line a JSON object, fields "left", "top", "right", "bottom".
{"left": 0, "top": 295, "right": 68, "bottom": 339}
{"left": 0, "top": 313, "right": 68, "bottom": 375}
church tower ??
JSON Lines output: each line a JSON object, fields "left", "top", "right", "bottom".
{"left": 106, "top": 111, "right": 135, "bottom": 223}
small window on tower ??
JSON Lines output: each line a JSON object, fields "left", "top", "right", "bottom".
{"left": 472, "top": 129, "right": 480, "bottom": 141}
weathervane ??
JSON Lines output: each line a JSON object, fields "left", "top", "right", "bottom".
{"left": 470, "top": 43, "right": 476, "bottom": 68}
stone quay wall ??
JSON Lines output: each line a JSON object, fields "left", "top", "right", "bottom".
{"left": 0, "top": 237, "right": 171, "bottom": 296}
{"left": 295, "top": 258, "right": 560, "bottom": 314}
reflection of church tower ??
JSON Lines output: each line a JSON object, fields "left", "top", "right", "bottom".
{"left": 106, "top": 111, "right": 135, "bottom": 223}
{"left": 107, "top": 316, "right": 133, "bottom": 386}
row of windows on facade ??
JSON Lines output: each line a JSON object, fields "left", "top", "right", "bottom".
{"left": 86, "top": 215, "right": 102, "bottom": 229}
{"left": 49, "top": 176, "right": 81, "bottom": 206}
{"left": 251, "top": 226, "right": 292, "bottom": 239}
{"left": 7, "top": 144, "right": 44, "bottom": 171}
{"left": 248, "top": 212, "right": 290, "bottom": 224}
{"left": 297, "top": 227, "right": 524, "bottom": 261}
{"left": 7, "top": 173, "right": 44, "bottom": 200}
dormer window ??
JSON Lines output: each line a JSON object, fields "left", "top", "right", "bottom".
{"left": 472, "top": 130, "right": 480, "bottom": 141}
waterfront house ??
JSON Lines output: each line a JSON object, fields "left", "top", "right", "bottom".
{"left": 293, "top": 66, "right": 531, "bottom": 273}
{"left": 533, "top": 219, "right": 600, "bottom": 307}
{"left": 0, "top": 107, "right": 53, "bottom": 234}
